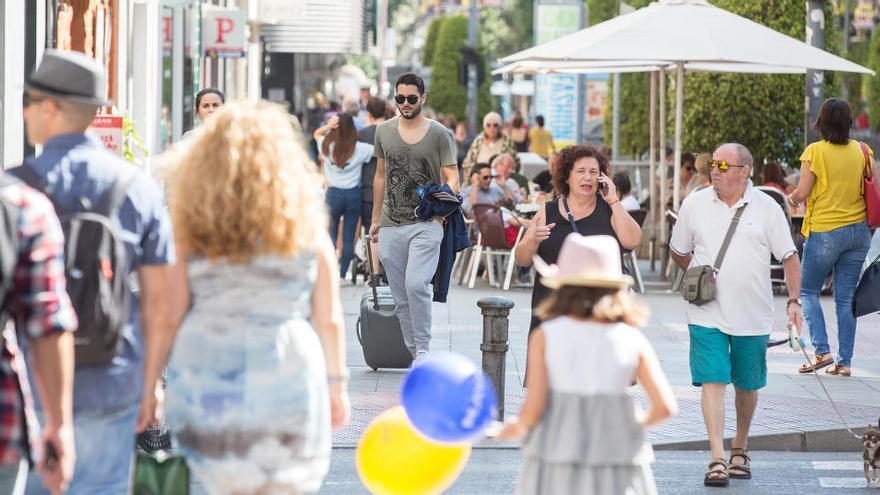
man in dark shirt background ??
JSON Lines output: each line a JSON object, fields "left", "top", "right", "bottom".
{"left": 357, "top": 97, "right": 388, "bottom": 234}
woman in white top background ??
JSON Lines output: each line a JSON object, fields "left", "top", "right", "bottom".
{"left": 314, "top": 113, "right": 375, "bottom": 278}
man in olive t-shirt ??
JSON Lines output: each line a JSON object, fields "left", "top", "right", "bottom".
{"left": 370, "top": 73, "right": 458, "bottom": 360}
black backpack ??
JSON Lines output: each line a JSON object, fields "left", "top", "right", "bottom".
{"left": 8, "top": 165, "right": 134, "bottom": 367}
{"left": 0, "top": 175, "right": 22, "bottom": 329}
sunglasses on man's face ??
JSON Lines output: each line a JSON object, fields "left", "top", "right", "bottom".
{"left": 480, "top": 174, "right": 495, "bottom": 180}
{"left": 394, "top": 94, "right": 420, "bottom": 105}
{"left": 22, "top": 93, "right": 47, "bottom": 108}
{"left": 709, "top": 160, "right": 748, "bottom": 172}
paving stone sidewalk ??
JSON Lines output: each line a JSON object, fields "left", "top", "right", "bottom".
{"left": 334, "top": 268, "right": 880, "bottom": 450}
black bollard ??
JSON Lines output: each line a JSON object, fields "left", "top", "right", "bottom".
{"left": 477, "top": 296, "right": 514, "bottom": 420}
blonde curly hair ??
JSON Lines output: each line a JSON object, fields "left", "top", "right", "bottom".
{"left": 167, "top": 100, "right": 325, "bottom": 262}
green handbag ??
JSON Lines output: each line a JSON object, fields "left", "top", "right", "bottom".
{"left": 133, "top": 450, "right": 189, "bottom": 495}
{"left": 681, "top": 204, "right": 746, "bottom": 305}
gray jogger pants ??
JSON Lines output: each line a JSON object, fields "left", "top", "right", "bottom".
{"left": 377, "top": 220, "right": 443, "bottom": 354}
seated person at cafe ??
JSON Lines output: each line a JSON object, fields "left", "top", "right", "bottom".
{"left": 490, "top": 153, "right": 524, "bottom": 206}
{"left": 533, "top": 152, "right": 557, "bottom": 195}
{"left": 462, "top": 162, "right": 528, "bottom": 245}
{"left": 613, "top": 172, "right": 642, "bottom": 211}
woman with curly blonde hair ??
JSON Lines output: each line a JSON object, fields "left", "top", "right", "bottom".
{"left": 163, "top": 101, "right": 350, "bottom": 495}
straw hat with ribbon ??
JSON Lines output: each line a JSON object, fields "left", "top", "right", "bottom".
{"left": 533, "top": 234, "right": 632, "bottom": 289}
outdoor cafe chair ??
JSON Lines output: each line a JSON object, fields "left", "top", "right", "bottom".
{"left": 626, "top": 209, "right": 648, "bottom": 294}
{"left": 468, "top": 203, "right": 525, "bottom": 291}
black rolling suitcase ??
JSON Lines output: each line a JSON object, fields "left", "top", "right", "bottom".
{"left": 356, "top": 236, "right": 413, "bottom": 370}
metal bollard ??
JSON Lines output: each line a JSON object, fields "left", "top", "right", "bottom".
{"left": 477, "top": 296, "right": 514, "bottom": 420}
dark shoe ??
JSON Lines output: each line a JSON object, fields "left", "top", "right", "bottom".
{"left": 704, "top": 458, "right": 729, "bottom": 487}
{"left": 728, "top": 448, "right": 751, "bottom": 479}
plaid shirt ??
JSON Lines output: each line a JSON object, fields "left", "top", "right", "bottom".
{"left": 0, "top": 181, "right": 76, "bottom": 465}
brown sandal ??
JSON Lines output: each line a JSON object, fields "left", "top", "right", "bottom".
{"left": 826, "top": 364, "right": 852, "bottom": 376}
{"left": 704, "top": 458, "right": 729, "bottom": 487}
{"left": 728, "top": 448, "right": 751, "bottom": 479}
{"left": 798, "top": 353, "right": 833, "bottom": 373}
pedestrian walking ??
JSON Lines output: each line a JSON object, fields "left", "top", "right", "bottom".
{"left": 314, "top": 112, "right": 375, "bottom": 279}
{"left": 369, "top": 72, "right": 459, "bottom": 360}
{"left": 357, "top": 97, "right": 388, "bottom": 234}
{"left": 509, "top": 114, "right": 529, "bottom": 153}
{"left": 183, "top": 87, "right": 225, "bottom": 139}
{"left": 788, "top": 98, "right": 874, "bottom": 377}
{"left": 16, "top": 50, "right": 177, "bottom": 495}
{"left": 670, "top": 143, "right": 803, "bottom": 487}
{"left": 515, "top": 145, "right": 642, "bottom": 335}
{"left": 163, "top": 101, "right": 350, "bottom": 495}
{"left": 527, "top": 115, "right": 555, "bottom": 159}
{"left": 498, "top": 234, "right": 677, "bottom": 495}
{"left": 0, "top": 176, "right": 77, "bottom": 495}
{"left": 462, "top": 112, "right": 521, "bottom": 175}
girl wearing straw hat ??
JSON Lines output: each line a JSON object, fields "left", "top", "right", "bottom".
{"left": 498, "top": 234, "right": 677, "bottom": 495}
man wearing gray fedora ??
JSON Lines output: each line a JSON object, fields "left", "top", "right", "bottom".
{"left": 11, "top": 50, "right": 177, "bottom": 495}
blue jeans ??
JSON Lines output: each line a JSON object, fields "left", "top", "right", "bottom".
{"left": 27, "top": 402, "right": 138, "bottom": 495}
{"left": 800, "top": 221, "right": 871, "bottom": 366}
{"left": 327, "top": 186, "right": 362, "bottom": 279}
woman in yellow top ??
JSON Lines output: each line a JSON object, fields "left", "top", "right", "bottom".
{"left": 528, "top": 115, "right": 556, "bottom": 159}
{"left": 789, "top": 98, "right": 873, "bottom": 377}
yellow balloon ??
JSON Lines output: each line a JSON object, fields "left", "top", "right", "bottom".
{"left": 356, "top": 406, "right": 471, "bottom": 495}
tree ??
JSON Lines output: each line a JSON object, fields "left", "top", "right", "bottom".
{"left": 868, "top": 25, "right": 880, "bottom": 131}
{"left": 586, "top": 0, "right": 618, "bottom": 26}
{"left": 422, "top": 17, "right": 444, "bottom": 67}
{"left": 605, "top": 0, "right": 841, "bottom": 165}
{"left": 429, "top": 15, "right": 494, "bottom": 121}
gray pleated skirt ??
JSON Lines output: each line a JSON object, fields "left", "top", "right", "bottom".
{"left": 517, "top": 391, "right": 657, "bottom": 495}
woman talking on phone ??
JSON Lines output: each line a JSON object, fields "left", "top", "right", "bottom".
{"left": 515, "top": 145, "right": 642, "bottom": 335}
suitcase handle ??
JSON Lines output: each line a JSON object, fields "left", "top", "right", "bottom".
{"left": 364, "top": 230, "right": 380, "bottom": 311}
{"left": 356, "top": 317, "right": 364, "bottom": 346}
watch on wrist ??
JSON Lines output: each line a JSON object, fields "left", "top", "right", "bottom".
{"left": 787, "top": 298, "right": 802, "bottom": 307}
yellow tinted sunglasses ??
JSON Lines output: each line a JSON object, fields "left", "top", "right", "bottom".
{"left": 708, "top": 160, "right": 748, "bottom": 172}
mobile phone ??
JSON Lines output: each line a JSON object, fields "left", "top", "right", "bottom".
{"left": 598, "top": 182, "right": 608, "bottom": 195}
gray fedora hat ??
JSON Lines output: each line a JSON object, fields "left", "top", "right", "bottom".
{"left": 25, "top": 49, "right": 109, "bottom": 106}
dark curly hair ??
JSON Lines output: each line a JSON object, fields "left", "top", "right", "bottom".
{"left": 552, "top": 145, "right": 610, "bottom": 197}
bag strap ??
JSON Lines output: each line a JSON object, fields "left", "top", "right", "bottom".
{"left": 859, "top": 142, "right": 873, "bottom": 179}
{"left": 713, "top": 204, "right": 747, "bottom": 270}
{"left": 96, "top": 170, "right": 135, "bottom": 216}
{"left": 561, "top": 196, "right": 579, "bottom": 234}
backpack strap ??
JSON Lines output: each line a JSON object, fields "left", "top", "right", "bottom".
{"left": 5, "top": 164, "right": 50, "bottom": 195}
{"left": 96, "top": 170, "right": 136, "bottom": 216}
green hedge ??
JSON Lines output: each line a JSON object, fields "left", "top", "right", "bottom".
{"left": 868, "top": 25, "right": 880, "bottom": 131}
{"left": 428, "top": 15, "right": 493, "bottom": 121}
{"left": 422, "top": 17, "right": 443, "bottom": 68}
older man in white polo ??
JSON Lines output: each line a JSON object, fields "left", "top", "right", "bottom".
{"left": 670, "top": 143, "right": 803, "bottom": 487}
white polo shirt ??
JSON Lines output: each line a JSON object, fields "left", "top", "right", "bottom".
{"left": 670, "top": 181, "right": 796, "bottom": 336}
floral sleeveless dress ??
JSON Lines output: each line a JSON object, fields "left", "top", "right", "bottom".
{"left": 165, "top": 253, "right": 331, "bottom": 495}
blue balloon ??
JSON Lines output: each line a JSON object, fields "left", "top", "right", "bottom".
{"left": 401, "top": 353, "right": 498, "bottom": 443}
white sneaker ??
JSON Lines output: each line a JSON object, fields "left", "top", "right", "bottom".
{"left": 415, "top": 350, "right": 428, "bottom": 361}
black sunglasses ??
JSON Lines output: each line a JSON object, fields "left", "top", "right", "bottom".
{"left": 394, "top": 94, "right": 420, "bottom": 105}
{"left": 485, "top": 122, "right": 500, "bottom": 128}
{"left": 22, "top": 93, "right": 47, "bottom": 108}
{"left": 480, "top": 174, "right": 495, "bottom": 180}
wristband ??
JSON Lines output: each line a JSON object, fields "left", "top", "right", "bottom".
{"left": 786, "top": 298, "right": 802, "bottom": 308}
{"left": 608, "top": 200, "right": 620, "bottom": 207}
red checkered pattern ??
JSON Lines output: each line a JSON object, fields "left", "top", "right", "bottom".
{"left": 0, "top": 183, "right": 76, "bottom": 465}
